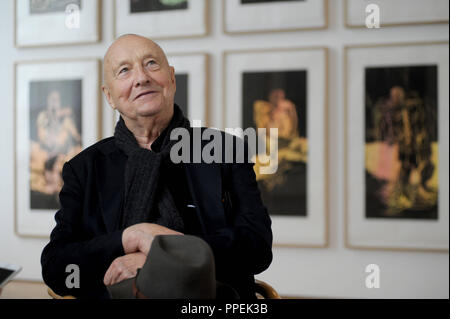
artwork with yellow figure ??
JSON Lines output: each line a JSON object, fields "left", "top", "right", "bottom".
{"left": 29, "top": 80, "right": 83, "bottom": 210}
{"left": 242, "top": 70, "right": 308, "bottom": 216}
{"left": 365, "top": 66, "right": 438, "bottom": 219}
{"left": 253, "top": 88, "right": 307, "bottom": 190}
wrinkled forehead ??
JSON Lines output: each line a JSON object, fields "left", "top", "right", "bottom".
{"left": 103, "top": 35, "right": 168, "bottom": 75}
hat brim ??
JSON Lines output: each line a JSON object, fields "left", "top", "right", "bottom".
{"left": 215, "top": 281, "right": 240, "bottom": 299}
{"left": 107, "top": 278, "right": 240, "bottom": 299}
{"left": 107, "top": 277, "right": 136, "bottom": 299}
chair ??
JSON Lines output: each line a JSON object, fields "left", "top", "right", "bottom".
{"left": 48, "top": 279, "right": 281, "bottom": 299}
{"left": 254, "top": 279, "right": 281, "bottom": 299}
{"left": 47, "top": 287, "right": 76, "bottom": 299}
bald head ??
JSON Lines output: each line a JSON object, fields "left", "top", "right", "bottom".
{"left": 103, "top": 34, "right": 170, "bottom": 87}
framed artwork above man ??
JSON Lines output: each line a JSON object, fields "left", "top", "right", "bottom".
{"left": 345, "top": 42, "right": 449, "bottom": 252}
{"left": 15, "top": 58, "right": 101, "bottom": 238}
{"left": 345, "top": 0, "right": 449, "bottom": 28}
{"left": 15, "top": 0, "right": 100, "bottom": 47}
{"left": 114, "top": 0, "right": 208, "bottom": 39}
{"left": 223, "top": 0, "right": 328, "bottom": 34}
{"left": 224, "top": 47, "right": 329, "bottom": 247}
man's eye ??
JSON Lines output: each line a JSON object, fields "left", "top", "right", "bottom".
{"left": 147, "top": 60, "right": 157, "bottom": 67}
{"left": 118, "top": 67, "right": 128, "bottom": 74}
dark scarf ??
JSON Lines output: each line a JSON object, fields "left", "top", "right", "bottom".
{"left": 114, "top": 104, "right": 190, "bottom": 231}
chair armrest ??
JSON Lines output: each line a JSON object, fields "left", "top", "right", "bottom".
{"left": 47, "top": 287, "right": 76, "bottom": 299}
{"left": 254, "top": 279, "right": 281, "bottom": 299}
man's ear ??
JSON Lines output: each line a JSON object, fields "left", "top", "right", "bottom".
{"left": 170, "top": 66, "right": 176, "bottom": 94}
{"left": 170, "top": 66, "right": 176, "bottom": 85}
{"left": 101, "top": 84, "right": 115, "bottom": 110}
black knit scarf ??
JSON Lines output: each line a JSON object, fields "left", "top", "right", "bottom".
{"left": 114, "top": 104, "right": 190, "bottom": 231}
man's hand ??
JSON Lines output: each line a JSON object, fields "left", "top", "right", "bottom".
{"left": 103, "top": 252, "right": 147, "bottom": 286}
{"left": 122, "top": 223, "right": 183, "bottom": 255}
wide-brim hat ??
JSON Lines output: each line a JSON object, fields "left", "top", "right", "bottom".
{"left": 107, "top": 234, "right": 238, "bottom": 299}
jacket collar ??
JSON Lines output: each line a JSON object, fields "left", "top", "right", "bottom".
{"left": 95, "top": 143, "right": 126, "bottom": 233}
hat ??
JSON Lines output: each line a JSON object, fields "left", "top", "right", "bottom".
{"left": 107, "top": 235, "right": 238, "bottom": 299}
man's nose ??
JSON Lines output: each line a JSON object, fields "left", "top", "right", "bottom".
{"left": 134, "top": 65, "right": 151, "bottom": 87}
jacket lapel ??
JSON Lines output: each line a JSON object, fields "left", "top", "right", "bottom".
{"left": 95, "top": 148, "right": 127, "bottom": 233}
{"left": 184, "top": 163, "right": 227, "bottom": 235}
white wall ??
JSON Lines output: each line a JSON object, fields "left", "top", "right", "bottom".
{"left": 0, "top": 0, "right": 448, "bottom": 298}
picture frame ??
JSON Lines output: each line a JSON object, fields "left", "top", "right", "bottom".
{"left": 344, "top": 0, "right": 449, "bottom": 28}
{"left": 223, "top": 0, "right": 328, "bottom": 34}
{"left": 15, "top": 59, "right": 101, "bottom": 238}
{"left": 167, "top": 53, "right": 209, "bottom": 126}
{"left": 344, "top": 42, "right": 449, "bottom": 251}
{"left": 114, "top": 0, "right": 208, "bottom": 39}
{"left": 15, "top": 0, "right": 101, "bottom": 48}
{"left": 224, "top": 48, "right": 328, "bottom": 247}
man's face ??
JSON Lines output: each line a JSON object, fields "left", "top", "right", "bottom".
{"left": 102, "top": 35, "right": 176, "bottom": 120}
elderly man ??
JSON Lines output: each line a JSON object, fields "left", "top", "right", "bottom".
{"left": 41, "top": 34, "right": 272, "bottom": 299}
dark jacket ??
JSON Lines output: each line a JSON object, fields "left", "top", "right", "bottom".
{"left": 41, "top": 129, "right": 273, "bottom": 299}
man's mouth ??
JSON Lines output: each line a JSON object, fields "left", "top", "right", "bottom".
{"left": 134, "top": 90, "right": 157, "bottom": 100}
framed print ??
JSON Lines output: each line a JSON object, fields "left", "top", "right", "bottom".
{"left": 345, "top": 42, "right": 449, "bottom": 251}
{"left": 168, "top": 53, "right": 209, "bottom": 126}
{"left": 223, "top": 0, "right": 327, "bottom": 34}
{"left": 15, "top": 0, "right": 100, "bottom": 47}
{"left": 114, "top": 0, "right": 208, "bottom": 39}
{"left": 15, "top": 59, "right": 101, "bottom": 237}
{"left": 224, "top": 48, "right": 328, "bottom": 247}
{"left": 345, "top": 0, "right": 449, "bottom": 28}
